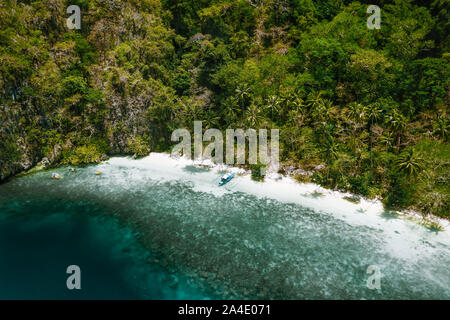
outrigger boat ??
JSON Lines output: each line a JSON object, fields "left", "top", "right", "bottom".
{"left": 51, "top": 173, "right": 62, "bottom": 180}
{"left": 219, "top": 172, "right": 235, "bottom": 186}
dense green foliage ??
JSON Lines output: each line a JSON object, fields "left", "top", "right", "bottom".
{"left": 0, "top": 0, "right": 448, "bottom": 217}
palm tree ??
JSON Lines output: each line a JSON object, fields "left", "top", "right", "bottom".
{"left": 364, "top": 104, "right": 383, "bottom": 127}
{"left": 385, "top": 109, "right": 407, "bottom": 151}
{"left": 279, "top": 91, "right": 302, "bottom": 120}
{"left": 380, "top": 131, "right": 394, "bottom": 150}
{"left": 395, "top": 148, "right": 423, "bottom": 178}
{"left": 364, "top": 104, "right": 383, "bottom": 167}
{"left": 342, "top": 103, "right": 364, "bottom": 142}
{"left": 324, "top": 136, "right": 339, "bottom": 161}
{"left": 379, "top": 131, "right": 394, "bottom": 177}
{"left": 288, "top": 107, "right": 306, "bottom": 128}
{"left": 433, "top": 116, "right": 448, "bottom": 140}
{"left": 323, "top": 137, "right": 339, "bottom": 182}
{"left": 347, "top": 103, "right": 364, "bottom": 126}
{"left": 309, "top": 97, "right": 327, "bottom": 125}
{"left": 322, "top": 99, "right": 337, "bottom": 122}
{"left": 222, "top": 97, "right": 240, "bottom": 125}
{"left": 223, "top": 104, "right": 239, "bottom": 125}
{"left": 265, "top": 95, "right": 280, "bottom": 119}
{"left": 178, "top": 101, "right": 204, "bottom": 125}
{"left": 235, "top": 84, "right": 250, "bottom": 109}
{"left": 306, "top": 91, "right": 322, "bottom": 110}
{"left": 203, "top": 108, "right": 221, "bottom": 129}
{"left": 291, "top": 96, "right": 305, "bottom": 112}
{"left": 244, "top": 103, "right": 264, "bottom": 127}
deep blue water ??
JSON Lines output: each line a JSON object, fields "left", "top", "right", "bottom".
{"left": 0, "top": 198, "right": 215, "bottom": 299}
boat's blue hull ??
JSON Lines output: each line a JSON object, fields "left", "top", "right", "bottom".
{"left": 219, "top": 173, "right": 235, "bottom": 186}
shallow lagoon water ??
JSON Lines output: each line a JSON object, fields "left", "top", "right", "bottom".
{"left": 0, "top": 153, "right": 449, "bottom": 299}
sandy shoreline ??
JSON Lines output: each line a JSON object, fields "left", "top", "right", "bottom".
{"left": 101, "top": 152, "right": 450, "bottom": 233}
{"left": 16, "top": 151, "right": 449, "bottom": 232}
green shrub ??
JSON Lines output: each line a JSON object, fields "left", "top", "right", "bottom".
{"left": 383, "top": 176, "right": 415, "bottom": 209}
{"left": 293, "top": 174, "right": 312, "bottom": 183}
{"left": 0, "top": 136, "right": 20, "bottom": 162}
{"left": 62, "top": 145, "right": 103, "bottom": 166}
{"left": 421, "top": 220, "right": 444, "bottom": 232}
{"left": 343, "top": 196, "right": 360, "bottom": 204}
{"left": 348, "top": 176, "right": 370, "bottom": 197}
{"left": 62, "top": 75, "right": 87, "bottom": 97}
{"left": 127, "top": 135, "right": 151, "bottom": 157}
{"left": 250, "top": 164, "right": 265, "bottom": 181}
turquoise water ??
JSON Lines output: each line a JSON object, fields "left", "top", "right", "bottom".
{"left": 0, "top": 197, "right": 217, "bottom": 299}
{"left": 0, "top": 155, "right": 449, "bottom": 299}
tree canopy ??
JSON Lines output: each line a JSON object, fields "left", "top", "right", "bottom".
{"left": 0, "top": 0, "right": 448, "bottom": 217}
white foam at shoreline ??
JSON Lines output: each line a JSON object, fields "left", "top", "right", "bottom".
{"left": 99, "top": 153, "right": 450, "bottom": 240}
